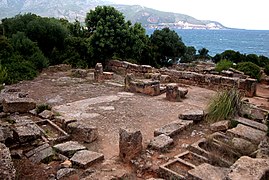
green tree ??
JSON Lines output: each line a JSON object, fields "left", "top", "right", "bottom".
{"left": 0, "top": 36, "right": 13, "bottom": 59}
{"left": 85, "top": 6, "right": 130, "bottom": 63}
{"left": 220, "top": 50, "right": 245, "bottom": 63}
{"left": 150, "top": 27, "right": 186, "bottom": 66}
{"left": 10, "top": 32, "right": 48, "bottom": 70}
{"left": 180, "top": 46, "right": 196, "bottom": 63}
{"left": 26, "top": 17, "right": 69, "bottom": 60}
{"left": 198, "top": 48, "right": 210, "bottom": 60}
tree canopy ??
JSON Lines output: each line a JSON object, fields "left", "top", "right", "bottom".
{"left": 150, "top": 27, "right": 186, "bottom": 66}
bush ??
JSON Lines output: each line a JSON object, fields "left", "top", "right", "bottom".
{"left": 4, "top": 55, "right": 37, "bottom": 84}
{"left": 236, "top": 62, "right": 261, "bottom": 80}
{"left": 264, "top": 64, "right": 269, "bottom": 76}
{"left": 36, "top": 104, "right": 52, "bottom": 114}
{"left": 206, "top": 88, "right": 243, "bottom": 122}
{"left": 215, "top": 59, "right": 233, "bottom": 72}
{"left": 0, "top": 65, "right": 7, "bottom": 84}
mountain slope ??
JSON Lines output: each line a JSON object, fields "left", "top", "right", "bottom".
{"left": 0, "top": 0, "right": 228, "bottom": 29}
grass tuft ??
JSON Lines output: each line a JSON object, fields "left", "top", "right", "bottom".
{"left": 206, "top": 88, "right": 243, "bottom": 122}
{"left": 36, "top": 104, "right": 52, "bottom": 114}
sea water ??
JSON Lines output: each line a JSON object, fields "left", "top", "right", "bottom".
{"left": 147, "top": 29, "right": 269, "bottom": 57}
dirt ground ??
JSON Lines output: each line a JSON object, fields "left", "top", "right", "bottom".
{"left": 7, "top": 68, "right": 269, "bottom": 179}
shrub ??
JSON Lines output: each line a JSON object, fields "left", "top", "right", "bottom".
{"left": 36, "top": 104, "right": 52, "bottom": 114}
{"left": 235, "top": 62, "right": 261, "bottom": 80}
{"left": 0, "top": 65, "right": 7, "bottom": 84}
{"left": 5, "top": 56, "right": 37, "bottom": 84}
{"left": 264, "top": 64, "right": 269, "bottom": 76}
{"left": 215, "top": 59, "right": 233, "bottom": 72}
{"left": 206, "top": 88, "right": 243, "bottom": 122}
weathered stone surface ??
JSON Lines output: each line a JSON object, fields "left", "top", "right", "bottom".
{"left": 179, "top": 109, "right": 204, "bottom": 121}
{"left": 0, "top": 143, "right": 16, "bottom": 180}
{"left": 160, "top": 75, "right": 171, "bottom": 83}
{"left": 125, "top": 74, "right": 160, "bottom": 96}
{"left": 148, "top": 134, "right": 173, "bottom": 151}
{"left": 67, "top": 122, "right": 98, "bottom": 143}
{"left": 10, "top": 150, "right": 23, "bottom": 159}
{"left": 234, "top": 116, "right": 267, "bottom": 132}
{"left": 38, "top": 110, "right": 54, "bottom": 120}
{"left": 178, "top": 87, "right": 188, "bottom": 98}
{"left": 71, "top": 69, "right": 87, "bottom": 78}
{"left": 227, "top": 124, "right": 266, "bottom": 144}
{"left": 2, "top": 97, "right": 36, "bottom": 113}
{"left": 56, "top": 168, "right": 77, "bottom": 180}
{"left": 188, "top": 163, "right": 229, "bottom": 180}
{"left": 154, "top": 120, "right": 193, "bottom": 137}
{"left": 245, "top": 78, "right": 257, "bottom": 97}
{"left": 256, "top": 137, "right": 269, "bottom": 158}
{"left": 25, "top": 143, "right": 50, "bottom": 157}
{"left": 13, "top": 121, "right": 42, "bottom": 143}
{"left": 28, "top": 145, "right": 54, "bottom": 163}
{"left": 210, "top": 120, "right": 230, "bottom": 132}
{"left": 70, "top": 150, "right": 104, "bottom": 169}
{"left": 166, "top": 83, "right": 181, "bottom": 102}
{"left": 227, "top": 156, "right": 269, "bottom": 180}
{"left": 231, "top": 138, "right": 256, "bottom": 155}
{"left": 53, "top": 141, "right": 86, "bottom": 158}
{"left": 0, "top": 126, "right": 13, "bottom": 143}
{"left": 119, "top": 128, "right": 143, "bottom": 163}
{"left": 47, "top": 64, "right": 71, "bottom": 72}
{"left": 94, "top": 63, "right": 103, "bottom": 82}
{"left": 103, "top": 72, "right": 113, "bottom": 80}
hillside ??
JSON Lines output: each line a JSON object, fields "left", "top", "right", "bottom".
{"left": 0, "top": 0, "right": 228, "bottom": 29}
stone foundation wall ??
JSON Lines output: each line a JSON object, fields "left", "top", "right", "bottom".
{"left": 106, "top": 60, "right": 155, "bottom": 77}
{"left": 107, "top": 60, "right": 257, "bottom": 97}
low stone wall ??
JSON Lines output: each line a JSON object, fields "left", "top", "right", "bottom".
{"left": 106, "top": 60, "right": 155, "bottom": 77}
{"left": 107, "top": 60, "right": 257, "bottom": 97}
{"left": 160, "top": 69, "right": 257, "bottom": 97}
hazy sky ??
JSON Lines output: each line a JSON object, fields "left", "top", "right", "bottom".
{"left": 113, "top": 0, "right": 268, "bottom": 30}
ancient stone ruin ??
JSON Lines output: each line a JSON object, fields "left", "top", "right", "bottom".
{"left": 0, "top": 61, "right": 268, "bottom": 179}
{"left": 108, "top": 60, "right": 257, "bottom": 97}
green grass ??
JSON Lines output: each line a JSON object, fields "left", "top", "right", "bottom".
{"left": 36, "top": 104, "right": 52, "bottom": 114}
{"left": 206, "top": 88, "right": 243, "bottom": 122}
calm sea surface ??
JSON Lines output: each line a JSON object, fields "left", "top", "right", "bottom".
{"left": 147, "top": 29, "right": 269, "bottom": 57}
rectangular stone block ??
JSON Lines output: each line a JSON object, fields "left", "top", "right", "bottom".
{"left": 227, "top": 124, "right": 266, "bottom": 144}
{"left": 234, "top": 117, "right": 267, "bottom": 132}
{"left": 70, "top": 150, "right": 104, "bottom": 169}
{"left": 154, "top": 120, "right": 193, "bottom": 137}
{"left": 3, "top": 98, "right": 36, "bottom": 113}
{"left": 53, "top": 141, "right": 86, "bottom": 158}
{"left": 14, "top": 123, "right": 42, "bottom": 143}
